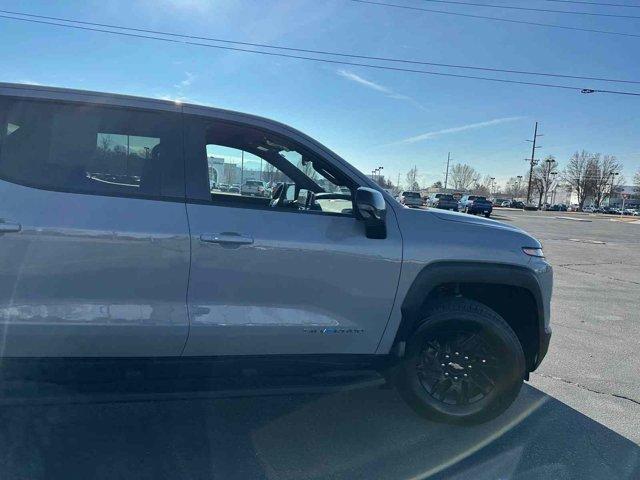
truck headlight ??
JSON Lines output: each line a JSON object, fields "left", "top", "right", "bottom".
{"left": 522, "top": 247, "right": 544, "bottom": 258}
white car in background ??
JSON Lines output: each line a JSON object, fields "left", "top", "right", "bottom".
{"left": 397, "top": 191, "right": 423, "bottom": 208}
{"left": 242, "top": 180, "right": 267, "bottom": 197}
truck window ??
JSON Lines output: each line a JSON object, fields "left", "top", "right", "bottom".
{"left": 0, "top": 98, "right": 181, "bottom": 199}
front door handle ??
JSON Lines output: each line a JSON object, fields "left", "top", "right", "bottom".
{"left": 0, "top": 222, "right": 21, "bottom": 233}
{"left": 199, "top": 232, "right": 254, "bottom": 246}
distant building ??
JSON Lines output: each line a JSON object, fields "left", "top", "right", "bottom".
{"left": 609, "top": 185, "right": 640, "bottom": 208}
{"left": 207, "top": 156, "right": 224, "bottom": 187}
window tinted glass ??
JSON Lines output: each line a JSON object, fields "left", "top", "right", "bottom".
{"left": 206, "top": 143, "right": 291, "bottom": 199}
{"left": 190, "top": 118, "right": 353, "bottom": 216}
{"left": 0, "top": 98, "right": 179, "bottom": 198}
{"left": 403, "top": 191, "right": 420, "bottom": 197}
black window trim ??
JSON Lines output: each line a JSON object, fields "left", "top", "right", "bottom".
{"left": 183, "top": 114, "right": 358, "bottom": 218}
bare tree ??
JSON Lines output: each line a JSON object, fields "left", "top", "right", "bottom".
{"left": 531, "top": 156, "right": 558, "bottom": 207}
{"left": 450, "top": 163, "right": 480, "bottom": 191}
{"left": 504, "top": 177, "right": 526, "bottom": 199}
{"left": 563, "top": 151, "right": 593, "bottom": 209}
{"left": 634, "top": 169, "right": 640, "bottom": 193}
{"left": 563, "top": 151, "right": 622, "bottom": 208}
{"left": 431, "top": 180, "right": 443, "bottom": 189}
{"left": 406, "top": 166, "right": 420, "bottom": 191}
{"left": 592, "top": 154, "right": 623, "bottom": 207}
{"left": 531, "top": 173, "right": 545, "bottom": 207}
{"left": 262, "top": 162, "right": 278, "bottom": 184}
{"left": 470, "top": 175, "right": 494, "bottom": 196}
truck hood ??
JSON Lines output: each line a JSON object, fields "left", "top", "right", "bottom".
{"left": 433, "top": 207, "right": 522, "bottom": 229}
{"left": 393, "top": 205, "right": 543, "bottom": 266}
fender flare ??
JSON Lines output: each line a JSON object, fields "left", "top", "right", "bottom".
{"left": 395, "top": 261, "right": 545, "bottom": 349}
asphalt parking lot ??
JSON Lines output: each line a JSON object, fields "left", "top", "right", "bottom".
{"left": 0, "top": 209, "right": 638, "bottom": 480}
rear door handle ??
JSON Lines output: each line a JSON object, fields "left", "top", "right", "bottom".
{"left": 0, "top": 223, "right": 21, "bottom": 233}
{"left": 199, "top": 233, "right": 254, "bottom": 246}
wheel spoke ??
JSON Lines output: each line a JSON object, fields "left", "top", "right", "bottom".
{"left": 431, "top": 378, "right": 453, "bottom": 401}
{"left": 457, "top": 381, "right": 470, "bottom": 405}
{"left": 417, "top": 326, "right": 504, "bottom": 405}
{"left": 471, "top": 370, "right": 495, "bottom": 394}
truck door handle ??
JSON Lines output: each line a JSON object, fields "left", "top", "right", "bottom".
{"left": 0, "top": 222, "right": 21, "bottom": 233}
{"left": 199, "top": 233, "right": 254, "bottom": 246}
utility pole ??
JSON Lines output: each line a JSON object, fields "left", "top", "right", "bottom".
{"left": 397, "top": 172, "right": 401, "bottom": 191}
{"left": 240, "top": 150, "right": 244, "bottom": 194}
{"left": 525, "top": 122, "right": 542, "bottom": 204}
{"left": 444, "top": 152, "right": 451, "bottom": 190}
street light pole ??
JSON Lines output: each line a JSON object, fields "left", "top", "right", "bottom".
{"left": 444, "top": 152, "right": 451, "bottom": 190}
{"left": 548, "top": 171, "right": 557, "bottom": 206}
{"left": 544, "top": 158, "right": 556, "bottom": 206}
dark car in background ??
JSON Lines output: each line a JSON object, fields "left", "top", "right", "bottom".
{"left": 459, "top": 195, "right": 493, "bottom": 218}
{"left": 508, "top": 200, "right": 525, "bottom": 209}
{"left": 546, "top": 204, "right": 567, "bottom": 211}
{"left": 426, "top": 193, "right": 458, "bottom": 211}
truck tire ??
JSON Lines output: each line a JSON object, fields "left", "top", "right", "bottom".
{"left": 395, "top": 298, "right": 525, "bottom": 424}
{"left": 484, "top": 212, "right": 491, "bottom": 218}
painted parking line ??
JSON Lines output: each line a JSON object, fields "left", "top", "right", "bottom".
{"left": 568, "top": 238, "right": 606, "bottom": 244}
{"left": 555, "top": 216, "right": 592, "bottom": 222}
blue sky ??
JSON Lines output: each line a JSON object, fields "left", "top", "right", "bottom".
{"left": 1, "top": 0, "right": 639, "bottom": 188}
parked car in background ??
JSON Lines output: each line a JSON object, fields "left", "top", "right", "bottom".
{"left": 243, "top": 180, "right": 267, "bottom": 197}
{"left": 397, "top": 191, "right": 423, "bottom": 208}
{"left": 548, "top": 204, "right": 568, "bottom": 212}
{"left": 218, "top": 183, "right": 229, "bottom": 192}
{"left": 582, "top": 206, "right": 595, "bottom": 213}
{"left": 500, "top": 200, "right": 511, "bottom": 207}
{"left": 426, "top": 193, "right": 458, "bottom": 211}
{"left": 459, "top": 195, "right": 493, "bottom": 217}
{"left": 228, "top": 185, "right": 240, "bottom": 194}
{"left": 623, "top": 208, "right": 636, "bottom": 215}
{"left": 506, "top": 200, "right": 525, "bottom": 209}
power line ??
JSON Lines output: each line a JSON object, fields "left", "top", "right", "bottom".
{"left": 545, "top": 0, "right": 640, "bottom": 7}
{"left": 1, "top": 8, "right": 638, "bottom": 85}
{"left": 349, "top": 0, "right": 640, "bottom": 39}
{"left": 421, "top": 0, "right": 640, "bottom": 18}
{"left": 2, "top": 13, "right": 640, "bottom": 97}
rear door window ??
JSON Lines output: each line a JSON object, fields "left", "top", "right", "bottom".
{"left": 0, "top": 98, "right": 183, "bottom": 199}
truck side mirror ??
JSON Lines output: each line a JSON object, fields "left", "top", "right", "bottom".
{"left": 355, "top": 187, "right": 387, "bottom": 239}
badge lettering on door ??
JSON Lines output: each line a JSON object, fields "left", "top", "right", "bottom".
{"left": 303, "top": 328, "right": 364, "bottom": 335}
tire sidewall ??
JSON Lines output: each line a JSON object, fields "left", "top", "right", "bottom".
{"left": 397, "top": 301, "right": 525, "bottom": 424}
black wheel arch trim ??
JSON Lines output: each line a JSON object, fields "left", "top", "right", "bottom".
{"left": 395, "top": 261, "right": 546, "bottom": 368}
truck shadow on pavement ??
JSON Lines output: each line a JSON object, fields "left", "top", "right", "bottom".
{"left": 0, "top": 376, "right": 638, "bottom": 480}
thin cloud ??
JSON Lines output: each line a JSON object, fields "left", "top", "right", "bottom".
{"left": 337, "top": 69, "right": 425, "bottom": 109}
{"left": 174, "top": 71, "right": 195, "bottom": 89}
{"left": 399, "top": 117, "right": 525, "bottom": 144}
{"left": 337, "top": 69, "right": 391, "bottom": 93}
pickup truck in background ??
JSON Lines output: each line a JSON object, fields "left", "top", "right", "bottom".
{"left": 459, "top": 195, "right": 493, "bottom": 218}
{"left": 426, "top": 193, "right": 459, "bottom": 211}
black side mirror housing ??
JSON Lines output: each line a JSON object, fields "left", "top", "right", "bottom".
{"left": 355, "top": 187, "right": 387, "bottom": 239}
